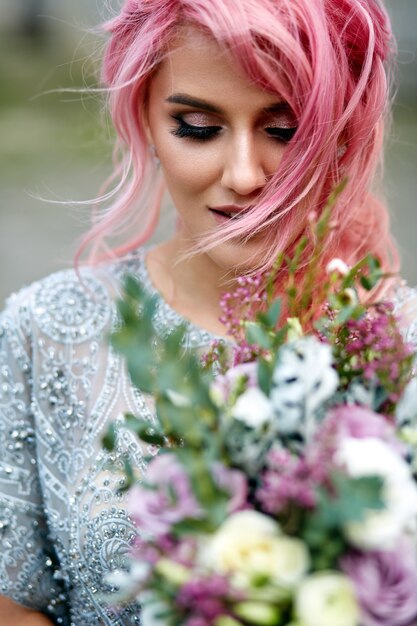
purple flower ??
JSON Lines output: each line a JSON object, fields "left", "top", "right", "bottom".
{"left": 341, "top": 540, "right": 417, "bottom": 626}
{"left": 212, "top": 463, "right": 249, "bottom": 513}
{"left": 128, "top": 454, "right": 201, "bottom": 537}
{"left": 256, "top": 447, "right": 330, "bottom": 514}
{"left": 211, "top": 362, "right": 258, "bottom": 406}
{"left": 178, "top": 575, "right": 242, "bottom": 622}
{"left": 323, "top": 405, "right": 403, "bottom": 453}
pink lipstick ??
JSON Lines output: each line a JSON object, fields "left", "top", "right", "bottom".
{"left": 208, "top": 205, "right": 250, "bottom": 223}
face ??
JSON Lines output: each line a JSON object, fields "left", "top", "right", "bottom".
{"left": 144, "top": 26, "right": 296, "bottom": 272}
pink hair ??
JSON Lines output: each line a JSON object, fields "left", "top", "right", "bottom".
{"left": 78, "top": 0, "right": 399, "bottom": 298}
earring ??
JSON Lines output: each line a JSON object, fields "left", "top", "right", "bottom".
{"left": 150, "top": 144, "right": 161, "bottom": 168}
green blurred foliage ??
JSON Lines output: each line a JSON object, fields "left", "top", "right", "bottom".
{"left": 0, "top": 30, "right": 113, "bottom": 183}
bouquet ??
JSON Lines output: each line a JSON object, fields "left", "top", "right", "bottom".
{"left": 104, "top": 191, "right": 417, "bottom": 626}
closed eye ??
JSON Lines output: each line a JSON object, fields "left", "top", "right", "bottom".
{"left": 170, "top": 116, "right": 221, "bottom": 142}
{"left": 266, "top": 127, "right": 297, "bottom": 142}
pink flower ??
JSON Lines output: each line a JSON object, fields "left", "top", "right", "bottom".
{"left": 178, "top": 575, "right": 242, "bottom": 622}
{"left": 341, "top": 540, "right": 417, "bottom": 626}
{"left": 256, "top": 447, "right": 330, "bottom": 514}
{"left": 128, "top": 454, "right": 201, "bottom": 537}
{"left": 323, "top": 405, "right": 402, "bottom": 452}
{"left": 212, "top": 463, "right": 249, "bottom": 513}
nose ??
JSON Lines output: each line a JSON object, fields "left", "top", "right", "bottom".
{"left": 221, "top": 133, "right": 266, "bottom": 197}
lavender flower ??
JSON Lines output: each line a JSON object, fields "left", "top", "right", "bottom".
{"left": 341, "top": 540, "right": 417, "bottom": 626}
{"left": 128, "top": 454, "right": 201, "bottom": 537}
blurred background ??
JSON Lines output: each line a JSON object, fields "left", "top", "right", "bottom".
{"left": 0, "top": 0, "right": 416, "bottom": 307}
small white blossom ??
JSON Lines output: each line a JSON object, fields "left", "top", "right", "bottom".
{"left": 336, "top": 437, "right": 417, "bottom": 550}
{"left": 231, "top": 387, "right": 274, "bottom": 428}
{"left": 326, "top": 258, "right": 350, "bottom": 276}
{"left": 271, "top": 337, "right": 339, "bottom": 439}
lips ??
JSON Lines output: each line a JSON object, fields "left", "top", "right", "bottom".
{"left": 209, "top": 205, "right": 250, "bottom": 220}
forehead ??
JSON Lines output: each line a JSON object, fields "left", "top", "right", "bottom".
{"left": 149, "top": 25, "right": 282, "bottom": 110}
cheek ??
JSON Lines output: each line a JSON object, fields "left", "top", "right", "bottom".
{"left": 155, "top": 134, "right": 221, "bottom": 197}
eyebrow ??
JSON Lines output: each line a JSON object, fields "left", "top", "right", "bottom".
{"left": 166, "top": 93, "right": 291, "bottom": 115}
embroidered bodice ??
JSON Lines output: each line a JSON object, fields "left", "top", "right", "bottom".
{"left": 0, "top": 250, "right": 416, "bottom": 626}
{"left": 0, "top": 250, "right": 217, "bottom": 626}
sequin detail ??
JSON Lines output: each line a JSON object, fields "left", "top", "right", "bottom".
{"left": 0, "top": 253, "right": 219, "bottom": 625}
{"left": 33, "top": 271, "right": 111, "bottom": 344}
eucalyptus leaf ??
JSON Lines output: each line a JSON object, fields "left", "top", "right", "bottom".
{"left": 257, "top": 298, "right": 282, "bottom": 330}
{"left": 257, "top": 357, "right": 273, "bottom": 396}
{"left": 102, "top": 423, "right": 117, "bottom": 452}
{"left": 245, "top": 322, "right": 273, "bottom": 349}
{"left": 307, "top": 473, "right": 384, "bottom": 532}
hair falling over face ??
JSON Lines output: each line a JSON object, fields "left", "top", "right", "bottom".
{"left": 77, "top": 0, "right": 399, "bottom": 307}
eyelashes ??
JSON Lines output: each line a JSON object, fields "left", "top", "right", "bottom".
{"left": 170, "top": 116, "right": 222, "bottom": 141}
{"left": 170, "top": 115, "right": 297, "bottom": 143}
{"left": 266, "top": 127, "right": 298, "bottom": 142}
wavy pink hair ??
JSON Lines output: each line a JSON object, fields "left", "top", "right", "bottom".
{"left": 78, "top": 0, "right": 399, "bottom": 295}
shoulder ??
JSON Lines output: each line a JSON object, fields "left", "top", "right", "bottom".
{"left": 1, "top": 250, "right": 146, "bottom": 347}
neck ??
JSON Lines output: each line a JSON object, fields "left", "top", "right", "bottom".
{"left": 145, "top": 234, "right": 236, "bottom": 337}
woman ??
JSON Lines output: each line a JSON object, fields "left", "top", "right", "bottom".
{"left": 1, "top": 0, "right": 416, "bottom": 624}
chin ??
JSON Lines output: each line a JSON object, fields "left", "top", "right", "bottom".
{"left": 206, "top": 241, "right": 266, "bottom": 277}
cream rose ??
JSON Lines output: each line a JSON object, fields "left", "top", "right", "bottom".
{"left": 204, "top": 510, "right": 309, "bottom": 588}
{"left": 296, "top": 572, "right": 359, "bottom": 626}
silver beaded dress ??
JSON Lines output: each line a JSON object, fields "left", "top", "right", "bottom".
{"left": 0, "top": 249, "right": 216, "bottom": 626}
{"left": 1, "top": 249, "right": 417, "bottom": 626}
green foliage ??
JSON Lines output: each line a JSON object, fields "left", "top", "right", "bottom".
{"left": 317, "top": 473, "right": 384, "bottom": 525}
{"left": 104, "top": 274, "right": 230, "bottom": 524}
{"left": 109, "top": 275, "right": 219, "bottom": 449}
{"left": 303, "top": 473, "right": 384, "bottom": 566}
{"left": 245, "top": 322, "right": 273, "bottom": 350}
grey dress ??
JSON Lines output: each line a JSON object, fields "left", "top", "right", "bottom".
{"left": 0, "top": 250, "right": 215, "bottom": 626}
{"left": 1, "top": 250, "right": 417, "bottom": 625}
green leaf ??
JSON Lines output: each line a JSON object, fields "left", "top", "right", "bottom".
{"left": 256, "top": 298, "right": 282, "bottom": 330}
{"left": 360, "top": 275, "right": 378, "bottom": 291}
{"left": 102, "top": 423, "right": 117, "bottom": 452}
{"left": 245, "top": 322, "right": 273, "bottom": 349}
{"left": 257, "top": 357, "right": 273, "bottom": 396}
{"left": 308, "top": 473, "right": 384, "bottom": 531}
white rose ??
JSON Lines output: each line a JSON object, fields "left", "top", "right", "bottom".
{"left": 296, "top": 572, "right": 359, "bottom": 626}
{"left": 231, "top": 387, "right": 273, "bottom": 428}
{"left": 204, "top": 510, "right": 309, "bottom": 588}
{"left": 335, "top": 437, "right": 417, "bottom": 550}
